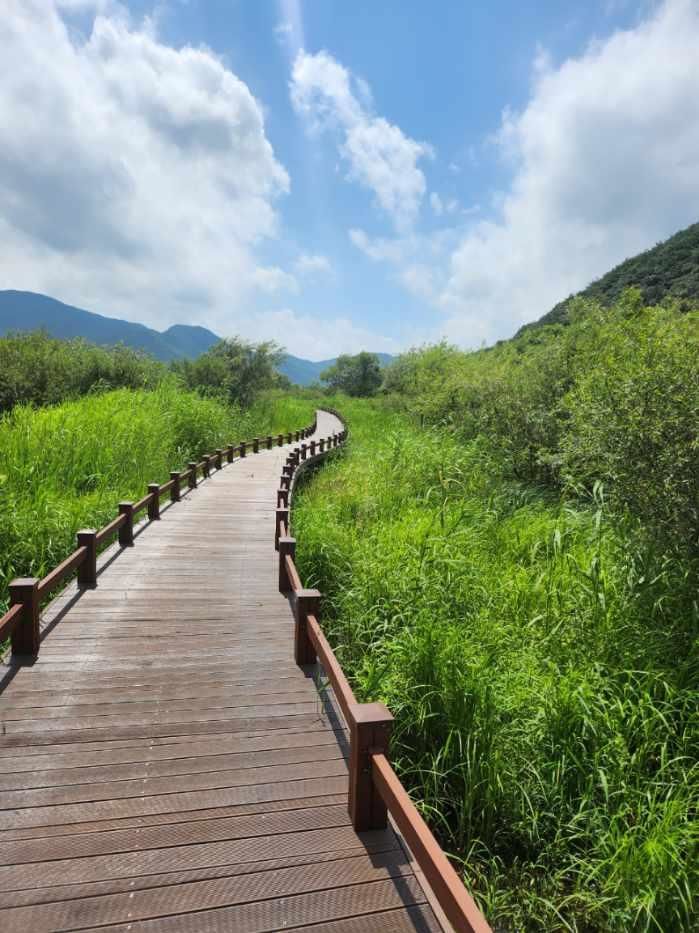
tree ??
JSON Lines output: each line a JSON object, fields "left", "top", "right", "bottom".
{"left": 320, "top": 352, "right": 382, "bottom": 397}
{"left": 172, "top": 337, "right": 284, "bottom": 407}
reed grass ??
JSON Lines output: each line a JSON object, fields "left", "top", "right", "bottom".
{"left": 293, "top": 396, "right": 698, "bottom": 932}
{"left": 0, "top": 384, "right": 315, "bottom": 609}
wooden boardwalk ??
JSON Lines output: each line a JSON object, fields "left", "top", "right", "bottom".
{"left": 0, "top": 410, "right": 445, "bottom": 932}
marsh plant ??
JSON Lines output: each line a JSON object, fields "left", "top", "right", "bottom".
{"left": 293, "top": 394, "right": 697, "bottom": 931}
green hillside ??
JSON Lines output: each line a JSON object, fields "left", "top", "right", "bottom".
{"left": 520, "top": 221, "right": 699, "bottom": 334}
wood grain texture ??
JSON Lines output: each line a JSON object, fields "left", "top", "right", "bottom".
{"left": 0, "top": 410, "right": 445, "bottom": 931}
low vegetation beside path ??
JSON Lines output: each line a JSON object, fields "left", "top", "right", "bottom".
{"left": 292, "top": 295, "right": 698, "bottom": 933}
{"left": 293, "top": 398, "right": 696, "bottom": 931}
{"left": 0, "top": 384, "right": 316, "bottom": 612}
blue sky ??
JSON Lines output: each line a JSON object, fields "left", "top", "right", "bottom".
{"left": 1, "top": 1, "right": 698, "bottom": 358}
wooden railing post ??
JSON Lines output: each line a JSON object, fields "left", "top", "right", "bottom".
{"left": 76, "top": 530, "right": 97, "bottom": 588}
{"left": 277, "top": 488, "right": 289, "bottom": 508}
{"left": 9, "top": 577, "right": 40, "bottom": 656}
{"left": 294, "top": 589, "right": 319, "bottom": 665}
{"left": 240, "top": 442, "right": 246, "bottom": 458}
{"left": 215, "top": 449, "right": 223, "bottom": 469}
{"left": 226, "top": 445, "right": 234, "bottom": 464}
{"left": 319, "top": 438, "right": 325, "bottom": 453}
{"left": 170, "top": 471, "right": 181, "bottom": 503}
{"left": 295, "top": 430, "right": 300, "bottom": 442}
{"left": 278, "top": 536, "right": 296, "bottom": 593}
{"left": 188, "top": 462, "right": 198, "bottom": 489}
{"left": 277, "top": 434, "right": 284, "bottom": 447}
{"left": 349, "top": 703, "right": 394, "bottom": 831}
{"left": 267, "top": 435, "right": 273, "bottom": 450}
{"left": 275, "top": 507, "right": 289, "bottom": 551}
{"left": 301, "top": 444, "right": 307, "bottom": 461}
{"left": 118, "top": 502, "right": 134, "bottom": 546}
{"left": 202, "top": 455, "right": 211, "bottom": 478}
{"left": 253, "top": 438, "right": 259, "bottom": 453}
{"left": 287, "top": 432, "right": 293, "bottom": 444}
{"left": 147, "top": 484, "right": 160, "bottom": 521}
{"left": 310, "top": 440, "right": 316, "bottom": 457}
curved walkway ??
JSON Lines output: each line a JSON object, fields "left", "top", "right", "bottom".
{"left": 0, "top": 410, "right": 443, "bottom": 932}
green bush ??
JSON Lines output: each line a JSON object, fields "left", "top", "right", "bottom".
{"left": 172, "top": 337, "right": 286, "bottom": 407}
{"left": 0, "top": 330, "right": 163, "bottom": 411}
{"left": 293, "top": 398, "right": 698, "bottom": 931}
{"left": 561, "top": 304, "right": 699, "bottom": 554}
{"left": 381, "top": 296, "right": 699, "bottom": 550}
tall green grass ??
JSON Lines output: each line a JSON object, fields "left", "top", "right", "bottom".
{"left": 293, "top": 397, "right": 698, "bottom": 932}
{"left": 0, "top": 385, "right": 316, "bottom": 610}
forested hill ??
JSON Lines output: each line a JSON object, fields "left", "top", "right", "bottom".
{"left": 519, "top": 220, "right": 699, "bottom": 334}
{"left": 0, "top": 291, "right": 219, "bottom": 361}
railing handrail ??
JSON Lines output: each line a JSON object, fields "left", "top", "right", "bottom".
{"left": 277, "top": 407, "right": 492, "bottom": 933}
{"left": 1, "top": 416, "right": 318, "bottom": 658}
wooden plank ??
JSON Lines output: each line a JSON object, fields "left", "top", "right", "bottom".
{"left": 0, "top": 851, "right": 414, "bottom": 932}
{"left": 1, "top": 803, "right": 352, "bottom": 865}
{"left": 92, "top": 877, "right": 427, "bottom": 933}
{"left": 0, "top": 825, "right": 396, "bottom": 890}
{"left": 0, "top": 757, "right": 348, "bottom": 810}
{"left": 0, "top": 728, "right": 345, "bottom": 774}
{"left": 0, "top": 770, "right": 350, "bottom": 832}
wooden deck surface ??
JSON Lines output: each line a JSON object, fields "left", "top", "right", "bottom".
{"left": 0, "top": 410, "right": 443, "bottom": 932}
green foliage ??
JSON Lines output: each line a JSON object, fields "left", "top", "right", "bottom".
{"left": 172, "top": 337, "right": 285, "bottom": 407}
{"left": 522, "top": 220, "right": 699, "bottom": 332}
{"left": 0, "top": 386, "right": 317, "bottom": 611}
{"left": 293, "top": 399, "right": 698, "bottom": 931}
{"left": 560, "top": 304, "right": 699, "bottom": 549}
{"left": 0, "top": 330, "right": 164, "bottom": 412}
{"left": 321, "top": 351, "right": 383, "bottom": 397}
{"left": 382, "top": 297, "right": 699, "bottom": 554}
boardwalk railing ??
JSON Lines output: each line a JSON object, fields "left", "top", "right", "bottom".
{"left": 277, "top": 409, "right": 492, "bottom": 933}
{"left": 0, "top": 418, "right": 318, "bottom": 658}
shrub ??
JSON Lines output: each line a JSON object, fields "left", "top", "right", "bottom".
{"left": 0, "top": 330, "right": 163, "bottom": 411}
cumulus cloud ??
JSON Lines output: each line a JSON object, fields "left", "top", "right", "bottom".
{"left": 295, "top": 254, "right": 332, "bottom": 276}
{"left": 291, "top": 51, "right": 432, "bottom": 231}
{"left": 253, "top": 267, "right": 298, "bottom": 294}
{"left": 439, "top": 0, "right": 699, "bottom": 344}
{"left": 0, "top": 1, "right": 293, "bottom": 334}
{"left": 247, "top": 308, "right": 399, "bottom": 360}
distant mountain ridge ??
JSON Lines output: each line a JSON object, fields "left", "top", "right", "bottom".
{"left": 519, "top": 221, "right": 699, "bottom": 335}
{"left": 0, "top": 290, "right": 392, "bottom": 385}
{"left": 0, "top": 291, "right": 219, "bottom": 361}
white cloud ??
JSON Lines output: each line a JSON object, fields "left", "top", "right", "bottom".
{"left": 430, "top": 193, "right": 444, "bottom": 217}
{"left": 399, "top": 265, "right": 438, "bottom": 303}
{"left": 275, "top": 0, "right": 304, "bottom": 59}
{"left": 0, "top": 1, "right": 291, "bottom": 334}
{"left": 349, "top": 228, "right": 411, "bottom": 264}
{"left": 248, "top": 308, "right": 399, "bottom": 360}
{"left": 253, "top": 267, "right": 298, "bottom": 294}
{"left": 295, "top": 253, "right": 332, "bottom": 276}
{"left": 439, "top": 0, "right": 699, "bottom": 344}
{"left": 291, "top": 51, "right": 432, "bottom": 231}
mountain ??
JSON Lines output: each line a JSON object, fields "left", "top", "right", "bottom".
{"left": 0, "top": 289, "right": 393, "bottom": 383}
{"left": 0, "top": 290, "right": 219, "bottom": 361}
{"left": 518, "top": 221, "right": 699, "bottom": 335}
{"left": 280, "top": 352, "right": 394, "bottom": 386}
